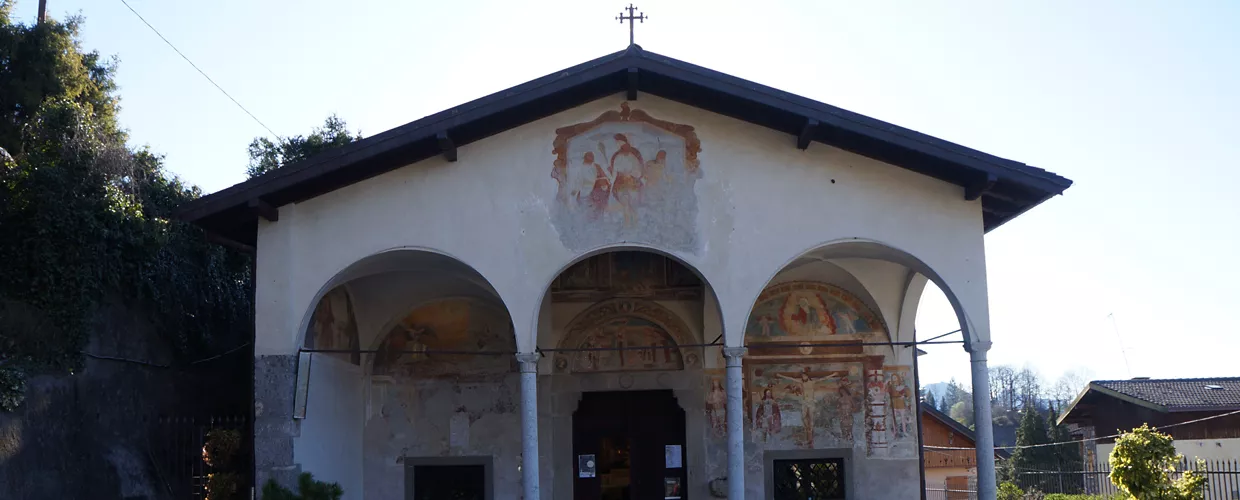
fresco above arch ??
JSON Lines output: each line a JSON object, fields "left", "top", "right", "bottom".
{"left": 549, "top": 102, "right": 703, "bottom": 253}
{"left": 553, "top": 299, "right": 700, "bottom": 374}
{"left": 745, "top": 281, "right": 887, "bottom": 345}
{"left": 305, "top": 286, "right": 360, "bottom": 365}
{"left": 372, "top": 298, "right": 515, "bottom": 379}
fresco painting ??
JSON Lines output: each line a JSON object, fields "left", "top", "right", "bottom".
{"left": 704, "top": 370, "right": 727, "bottom": 437}
{"left": 885, "top": 366, "right": 915, "bottom": 440}
{"left": 550, "top": 103, "right": 703, "bottom": 252}
{"left": 305, "top": 286, "right": 360, "bottom": 365}
{"left": 572, "top": 316, "right": 683, "bottom": 372}
{"left": 736, "top": 281, "right": 919, "bottom": 459}
{"left": 550, "top": 252, "right": 703, "bottom": 302}
{"left": 372, "top": 298, "right": 515, "bottom": 379}
{"left": 554, "top": 300, "right": 698, "bottom": 374}
{"left": 745, "top": 362, "right": 864, "bottom": 448}
{"left": 746, "top": 282, "right": 885, "bottom": 341}
{"left": 866, "top": 368, "right": 889, "bottom": 455}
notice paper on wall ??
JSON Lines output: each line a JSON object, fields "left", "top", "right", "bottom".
{"left": 578, "top": 454, "right": 596, "bottom": 478}
{"left": 664, "top": 445, "right": 682, "bottom": 468}
{"left": 664, "top": 477, "right": 683, "bottom": 499}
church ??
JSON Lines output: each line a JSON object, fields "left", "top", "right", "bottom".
{"left": 181, "top": 40, "right": 1071, "bottom": 500}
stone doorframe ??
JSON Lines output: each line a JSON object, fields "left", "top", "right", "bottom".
{"left": 546, "top": 369, "right": 707, "bottom": 500}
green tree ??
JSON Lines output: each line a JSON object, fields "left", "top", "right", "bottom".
{"left": 950, "top": 399, "right": 975, "bottom": 428}
{"left": 1047, "top": 409, "right": 1085, "bottom": 493}
{"left": 0, "top": 6, "right": 252, "bottom": 410}
{"left": 923, "top": 389, "right": 938, "bottom": 412}
{"left": 1109, "top": 424, "right": 1205, "bottom": 500}
{"left": 246, "top": 114, "right": 360, "bottom": 178}
{"left": 0, "top": 2, "right": 120, "bottom": 153}
{"left": 1009, "top": 406, "right": 1054, "bottom": 489}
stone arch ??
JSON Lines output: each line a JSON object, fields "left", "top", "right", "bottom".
{"left": 368, "top": 297, "right": 516, "bottom": 379}
{"left": 742, "top": 238, "right": 978, "bottom": 350}
{"left": 294, "top": 247, "right": 513, "bottom": 356}
{"left": 530, "top": 244, "right": 725, "bottom": 354}
{"left": 552, "top": 299, "right": 702, "bottom": 374}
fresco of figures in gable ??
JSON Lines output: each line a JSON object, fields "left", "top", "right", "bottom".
{"left": 550, "top": 102, "right": 703, "bottom": 253}
{"left": 305, "top": 286, "right": 361, "bottom": 365}
{"left": 372, "top": 298, "right": 515, "bottom": 380}
{"left": 552, "top": 299, "right": 700, "bottom": 374}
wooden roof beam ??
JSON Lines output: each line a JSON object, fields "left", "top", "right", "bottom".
{"left": 965, "top": 173, "right": 998, "bottom": 201}
{"left": 247, "top": 198, "right": 278, "bottom": 222}
{"left": 436, "top": 131, "right": 458, "bottom": 163}
{"left": 797, "top": 118, "right": 819, "bottom": 150}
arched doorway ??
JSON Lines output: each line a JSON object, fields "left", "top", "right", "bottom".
{"left": 536, "top": 249, "right": 722, "bottom": 500}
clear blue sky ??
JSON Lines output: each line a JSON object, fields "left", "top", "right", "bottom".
{"left": 17, "top": 0, "right": 1238, "bottom": 390}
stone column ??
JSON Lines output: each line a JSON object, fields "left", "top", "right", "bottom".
{"left": 723, "top": 347, "right": 747, "bottom": 500}
{"left": 517, "top": 352, "right": 541, "bottom": 500}
{"left": 968, "top": 341, "right": 997, "bottom": 500}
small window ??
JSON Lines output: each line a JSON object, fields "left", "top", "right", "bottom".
{"left": 405, "top": 457, "right": 492, "bottom": 500}
{"left": 772, "top": 458, "right": 845, "bottom": 500}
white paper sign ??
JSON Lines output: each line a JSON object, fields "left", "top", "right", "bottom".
{"left": 665, "top": 445, "right": 682, "bottom": 468}
{"left": 578, "top": 454, "right": 596, "bottom": 478}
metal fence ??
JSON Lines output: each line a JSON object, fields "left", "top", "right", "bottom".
{"left": 925, "top": 483, "right": 978, "bottom": 500}
{"left": 148, "top": 415, "right": 250, "bottom": 500}
{"left": 1013, "top": 459, "right": 1240, "bottom": 500}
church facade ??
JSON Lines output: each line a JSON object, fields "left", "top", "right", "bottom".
{"left": 182, "top": 46, "right": 1071, "bottom": 500}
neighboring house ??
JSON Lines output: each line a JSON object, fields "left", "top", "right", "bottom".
{"left": 1060, "top": 377, "right": 1240, "bottom": 463}
{"left": 921, "top": 404, "right": 995, "bottom": 497}
{"left": 179, "top": 43, "right": 1071, "bottom": 500}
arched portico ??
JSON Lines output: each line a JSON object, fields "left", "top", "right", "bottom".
{"left": 732, "top": 239, "right": 997, "bottom": 500}
{"left": 266, "top": 248, "right": 525, "bottom": 499}
{"left": 532, "top": 248, "right": 725, "bottom": 500}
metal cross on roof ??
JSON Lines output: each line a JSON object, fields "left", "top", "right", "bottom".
{"left": 616, "top": 4, "right": 647, "bottom": 46}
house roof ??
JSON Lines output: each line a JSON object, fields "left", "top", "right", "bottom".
{"left": 178, "top": 44, "right": 1073, "bottom": 246}
{"left": 1060, "top": 377, "right": 1240, "bottom": 424}
{"left": 922, "top": 403, "right": 977, "bottom": 445}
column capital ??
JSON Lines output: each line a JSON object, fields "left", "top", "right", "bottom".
{"left": 722, "top": 347, "right": 747, "bottom": 367}
{"left": 965, "top": 340, "right": 992, "bottom": 355}
{"left": 516, "top": 352, "right": 540, "bottom": 372}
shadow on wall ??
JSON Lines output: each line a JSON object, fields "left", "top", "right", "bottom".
{"left": 0, "top": 297, "right": 251, "bottom": 500}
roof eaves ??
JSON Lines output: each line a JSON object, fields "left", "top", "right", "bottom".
{"left": 633, "top": 50, "right": 1072, "bottom": 195}
{"left": 922, "top": 403, "right": 977, "bottom": 443}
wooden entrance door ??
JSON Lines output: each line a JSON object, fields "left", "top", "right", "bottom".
{"left": 573, "top": 390, "right": 687, "bottom": 500}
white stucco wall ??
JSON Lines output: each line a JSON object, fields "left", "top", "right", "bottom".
{"left": 1097, "top": 437, "right": 1240, "bottom": 462}
{"left": 263, "top": 93, "right": 991, "bottom": 499}
{"left": 293, "top": 353, "right": 364, "bottom": 500}
{"left": 254, "top": 93, "right": 990, "bottom": 358}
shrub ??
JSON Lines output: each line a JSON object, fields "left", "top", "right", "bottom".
{"left": 999, "top": 481, "right": 1025, "bottom": 500}
{"left": 262, "top": 472, "right": 343, "bottom": 500}
{"left": 1109, "top": 424, "right": 1206, "bottom": 500}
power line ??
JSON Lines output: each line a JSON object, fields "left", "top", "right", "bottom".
{"left": 924, "top": 408, "right": 1240, "bottom": 452}
{"left": 116, "top": 0, "right": 279, "bottom": 139}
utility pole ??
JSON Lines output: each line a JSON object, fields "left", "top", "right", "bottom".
{"left": 37, "top": 0, "right": 48, "bottom": 25}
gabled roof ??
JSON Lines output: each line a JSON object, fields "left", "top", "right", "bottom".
{"left": 1060, "top": 377, "right": 1240, "bottom": 424}
{"left": 178, "top": 44, "right": 1073, "bottom": 246}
